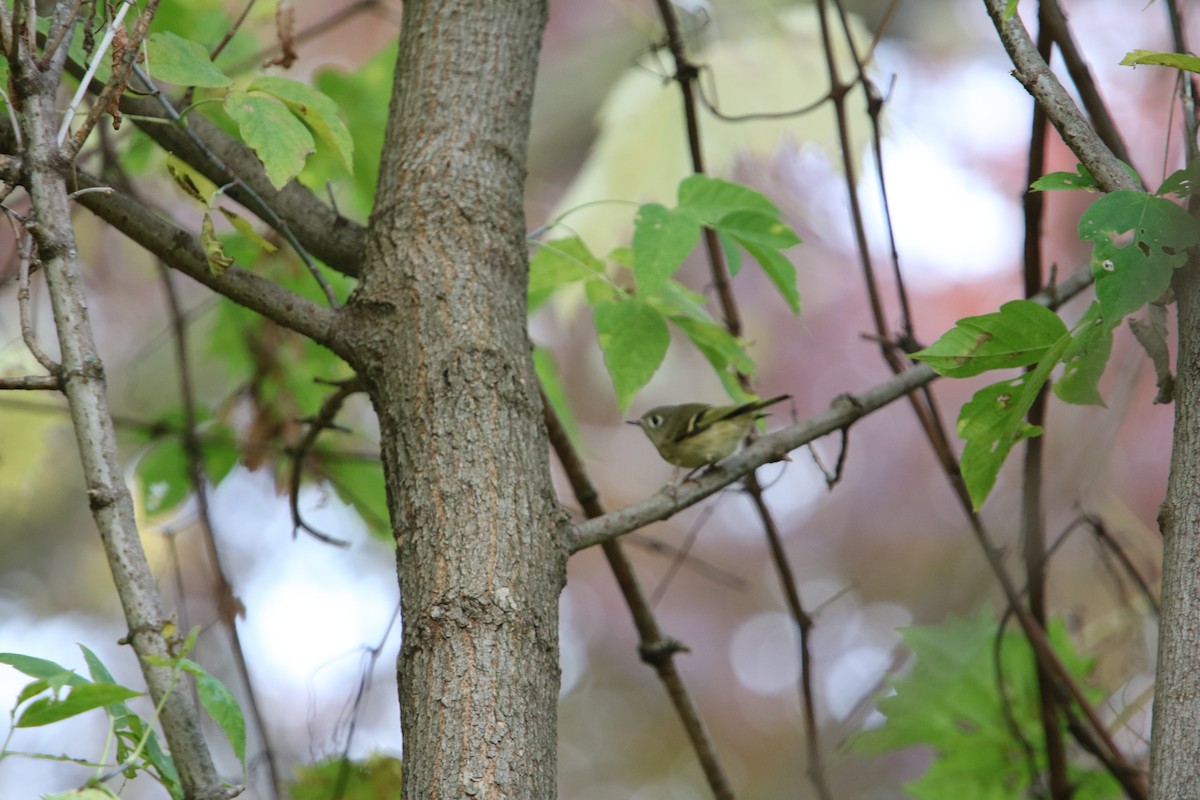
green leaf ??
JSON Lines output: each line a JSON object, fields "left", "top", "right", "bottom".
{"left": 533, "top": 347, "right": 583, "bottom": 451}
{"left": 326, "top": 457, "right": 389, "bottom": 538}
{"left": 224, "top": 91, "right": 315, "bottom": 188}
{"left": 738, "top": 239, "right": 801, "bottom": 314}
{"left": 290, "top": 755, "right": 403, "bottom": 800}
{"left": 912, "top": 300, "right": 1069, "bottom": 378}
{"left": 17, "top": 682, "right": 142, "bottom": 727}
{"left": 716, "top": 209, "right": 802, "bottom": 250}
{"left": 1080, "top": 190, "right": 1200, "bottom": 323}
{"left": 956, "top": 332, "right": 1069, "bottom": 509}
{"left": 179, "top": 659, "right": 246, "bottom": 771}
{"left": 1157, "top": 158, "right": 1200, "bottom": 198}
{"left": 312, "top": 44, "right": 396, "bottom": 219}
{"left": 137, "top": 438, "right": 190, "bottom": 515}
{"left": 1030, "top": 164, "right": 1098, "bottom": 193}
{"left": 718, "top": 231, "right": 744, "bottom": 276}
{"left": 247, "top": 76, "right": 354, "bottom": 173}
{"left": 632, "top": 203, "right": 701, "bottom": 294}
{"left": 146, "top": 32, "right": 232, "bottom": 88}
{"left": 0, "top": 653, "right": 87, "bottom": 685}
{"left": 855, "top": 608, "right": 1112, "bottom": 800}
{"left": 528, "top": 237, "right": 606, "bottom": 312}
{"left": 594, "top": 298, "right": 670, "bottom": 412}
{"left": 645, "top": 281, "right": 756, "bottom": 378}
{"left": 1053, "top": 302, "right": 1115, "bottom": 407}
{"left": 1120, "top": 49, "right": 1200, "bottom": 73}
{"left": 677, "top": 174, "right": 780, "bottom": 225}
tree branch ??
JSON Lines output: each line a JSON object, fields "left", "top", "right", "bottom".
{"left": 981, "top": 0, "right": 1140, "bottom": 192}
{"left": 570, "top": 266, "right": 1094, "bottom": 552}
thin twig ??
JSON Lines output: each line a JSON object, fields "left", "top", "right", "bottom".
{"left": 288, "top": 377, "right": 364, "bottom": 548}
{"left": 157, "top": 261, "right": 284, "bottom": 799}
{"left": 15, "top": 227, "right": 60, "bottom": 373}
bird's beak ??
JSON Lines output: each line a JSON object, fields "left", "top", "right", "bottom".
{"left": 625, "top": 419, "right": 641, "bottom": 426}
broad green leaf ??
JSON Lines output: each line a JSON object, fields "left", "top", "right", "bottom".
{"left": 718, "top": 230, "right": 744, "bottom": 276}
{"left": 528, "top": 237, "right": 605, "bottom": 312}
{"left": 716, "top": 209, "right": 801, "bottom": 249}
{"left": 737, "top": 239, "right": 801, "bottom": 314}
{"left": 1053, "top": 302, "right": 1115, "bottom": 407}
{"left": 855, "top": 608, "right": 1113, "bottom": 800}
{"left": 670, "top": 316, "right": 756, "bottom": 378}
{"left": 645, "top": 281, "right": 756, "bottom": 378}
{"left": 0, "top": 654, "right": 86, "bottom": 685}
{"left": 137, "top": 438, "right": 190, "bottom": 515}
{"left": 146, "top": 32, "right": 232, "bottom": 88}
{"left": 1080, "top": 190, "right": 1200, "bottom": 323}
{"left": 312, "top": 44, "right": 397, "bottom": 219}
{"left": 224, "top": 91, "right": 315, "bottom": 188}
{"left": 533, "top": 347, "right": 582, "bottom": 450}
{"left": 202, "top": 426, "right": 240, "bottom": 485}
{"left": 327, "top": 457, "right": 389, "bottom": 538}
{"left": 912, "top": 300, "right": 1068, "bottom": 378}
{"left": 17, "top": 682, "right": 141, "bottom": 727}
{"left": 594, "top": 299, "right": 670, "bottom": 412}
{"left": 677, "top": 174, "right": 780, "bottom": 225}
{"left": 632, "top": 203, "right": 701, "bottom": 294}
{"left": 247, "top": 76, "right": 354, "bottom": 173}
{"left": 957, "top": 334, "right": 1067, "bottom": 509}
{"left": 1030, "top": 164, "right": 1098, "bottom": 193}
{"left": 1120, "top": 49, "right": 1200, "bottom": 73}
{"left": 1157, "top": 158, "right": 1200, "bottom": 198}
{"left": 180, "top": 659, "right": 246, "bottom": 771}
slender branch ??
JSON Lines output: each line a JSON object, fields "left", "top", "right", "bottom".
{"left": 288, "top": 377, "right": 364, "bottom": 547}
{"left": 543, "top": 393, "right": 735, "bottom": 800}
{"left": 647, "top": 3, "right": 831, "bottom": 794}
{"left": 981, "top": 0, "right": 1140, "bottom": 192}
{"left": 118, "top": 90, "right": 366, "bottom": 277}
{"left": 12, "top": 35, "right": 226, "bottom": 800}
{"left": 70, "top": 170, "right": 344, "bottom": 352}
{"left": 15, "top": 226, "right": 60, "bottom": 373}
{"left": 157, "top": 262, "right": 284, "bottom": 799}
{"left": 0, "top": 374, "right": 59, "bottom": 389}
{"left": 1020, "top": 12, "right": 1067, "bottom": 796}
{"left": 570, "top": 265, "right": 1094, "bottom": 549}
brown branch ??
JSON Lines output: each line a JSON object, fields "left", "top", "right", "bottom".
{"left": 543, "top": 393, "right": 736, "bottom": 800}
{"left": 157, "top": 261, "right": 285, "bottom": 799}
{"left": 647, "top": 4, "right": 832, "bottom": 794}
{"left": 0, "top": 374, "right": 59, "bottom": 389}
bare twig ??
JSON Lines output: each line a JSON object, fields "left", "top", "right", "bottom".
{"left": 543, "top": 393, "right": 735, "bottom": 800}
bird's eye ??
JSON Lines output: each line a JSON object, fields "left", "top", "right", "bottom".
{"left": 647, "top": 414, "right": 663, "bottom": 428}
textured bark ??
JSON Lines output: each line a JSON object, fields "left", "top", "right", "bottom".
{"left": 1152, "top": 258, "right": 1200, "bottom": 799}
{"left": 334, "top": 1, "right": 564, "bottom": 797}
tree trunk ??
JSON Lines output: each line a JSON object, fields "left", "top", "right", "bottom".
{"left": 1152, "top": 258, "right": 1200, "bottom": 799}
{"left": 334, "top": 1, "right": 564, "bottom": 797}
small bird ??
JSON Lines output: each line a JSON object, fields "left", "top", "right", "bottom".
{"left": 628, "top": 394, "right": 791, "bottom": 474}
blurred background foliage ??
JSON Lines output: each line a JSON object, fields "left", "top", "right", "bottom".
{"left": 0, "top": 0, "right": 1178, "bottom": 797}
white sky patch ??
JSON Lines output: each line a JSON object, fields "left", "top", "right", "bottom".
{"left": 729, "top": 611, "right": 799, "bottom": 695}
{"left": 856, "top": 132, "right": 1025, "bottom": 286}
